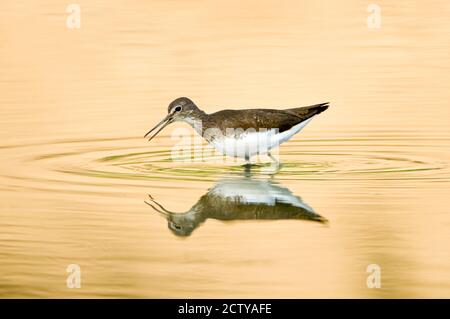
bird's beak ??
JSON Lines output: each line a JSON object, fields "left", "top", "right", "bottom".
{"left": 144, "top": 114, "right": 174, "bottom": 141}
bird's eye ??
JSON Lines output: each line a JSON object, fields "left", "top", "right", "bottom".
{"left": 174, "top": 106, "right": 182, "bottom": 112}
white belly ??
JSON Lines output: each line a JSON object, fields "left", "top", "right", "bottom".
{"left": 211, "top": 178, "right": 315, "bottom": 212}
{"left": 210, "top": 117, "right": 315, "bottom": 158}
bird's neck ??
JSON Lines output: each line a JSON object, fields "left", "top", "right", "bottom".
{"left": 184, "top": 109, "right": 208, "bottom": 134}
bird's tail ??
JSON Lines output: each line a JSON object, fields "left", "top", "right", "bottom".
{"left": 284, "top": 102, "right": 330, "bottom": 121}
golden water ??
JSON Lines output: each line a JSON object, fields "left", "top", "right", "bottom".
{"left": 1, "top": 0, "right": 450, "bottom": 297}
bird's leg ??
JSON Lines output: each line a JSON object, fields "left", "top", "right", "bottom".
{"left": 242, "top": 154, "right": 253, "bottom": 174}
{"left": 266, "top": 151, "right": 281, "bottom": 173}
{"left": 245, "top": 154, "right": 250, "bottom": 165}
{"left": 268, "top": 152, "right": 278, "bottom": 164}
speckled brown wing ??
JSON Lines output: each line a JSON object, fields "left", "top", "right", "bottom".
{"left": 205, "top": 102, "right": 329, "bottom": 133}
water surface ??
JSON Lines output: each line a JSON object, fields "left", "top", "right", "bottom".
{"left": 1, "top": 0, "right": 450, "bottom": 297}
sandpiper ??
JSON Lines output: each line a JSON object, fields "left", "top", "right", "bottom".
{"left": 145, "top": 175, "right": 326, "bottom": 236}
{"left": 144, "top": 97, "right": 329, "bottom": 162}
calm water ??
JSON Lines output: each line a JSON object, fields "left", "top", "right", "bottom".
{"left": 1, "top": 0, "right": 450, "bottom": 298}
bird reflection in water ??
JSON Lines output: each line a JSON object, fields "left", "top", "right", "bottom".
{"left": 145, "top": 170, "right": 327, "bottom": 237}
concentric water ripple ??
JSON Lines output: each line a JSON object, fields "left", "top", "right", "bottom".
{"left": 3, "top": 133, "right": 446, "bottom": 191}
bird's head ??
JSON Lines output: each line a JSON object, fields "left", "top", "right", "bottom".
{"left": 144, "top": 97, "right": 200, "bottom": 141}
